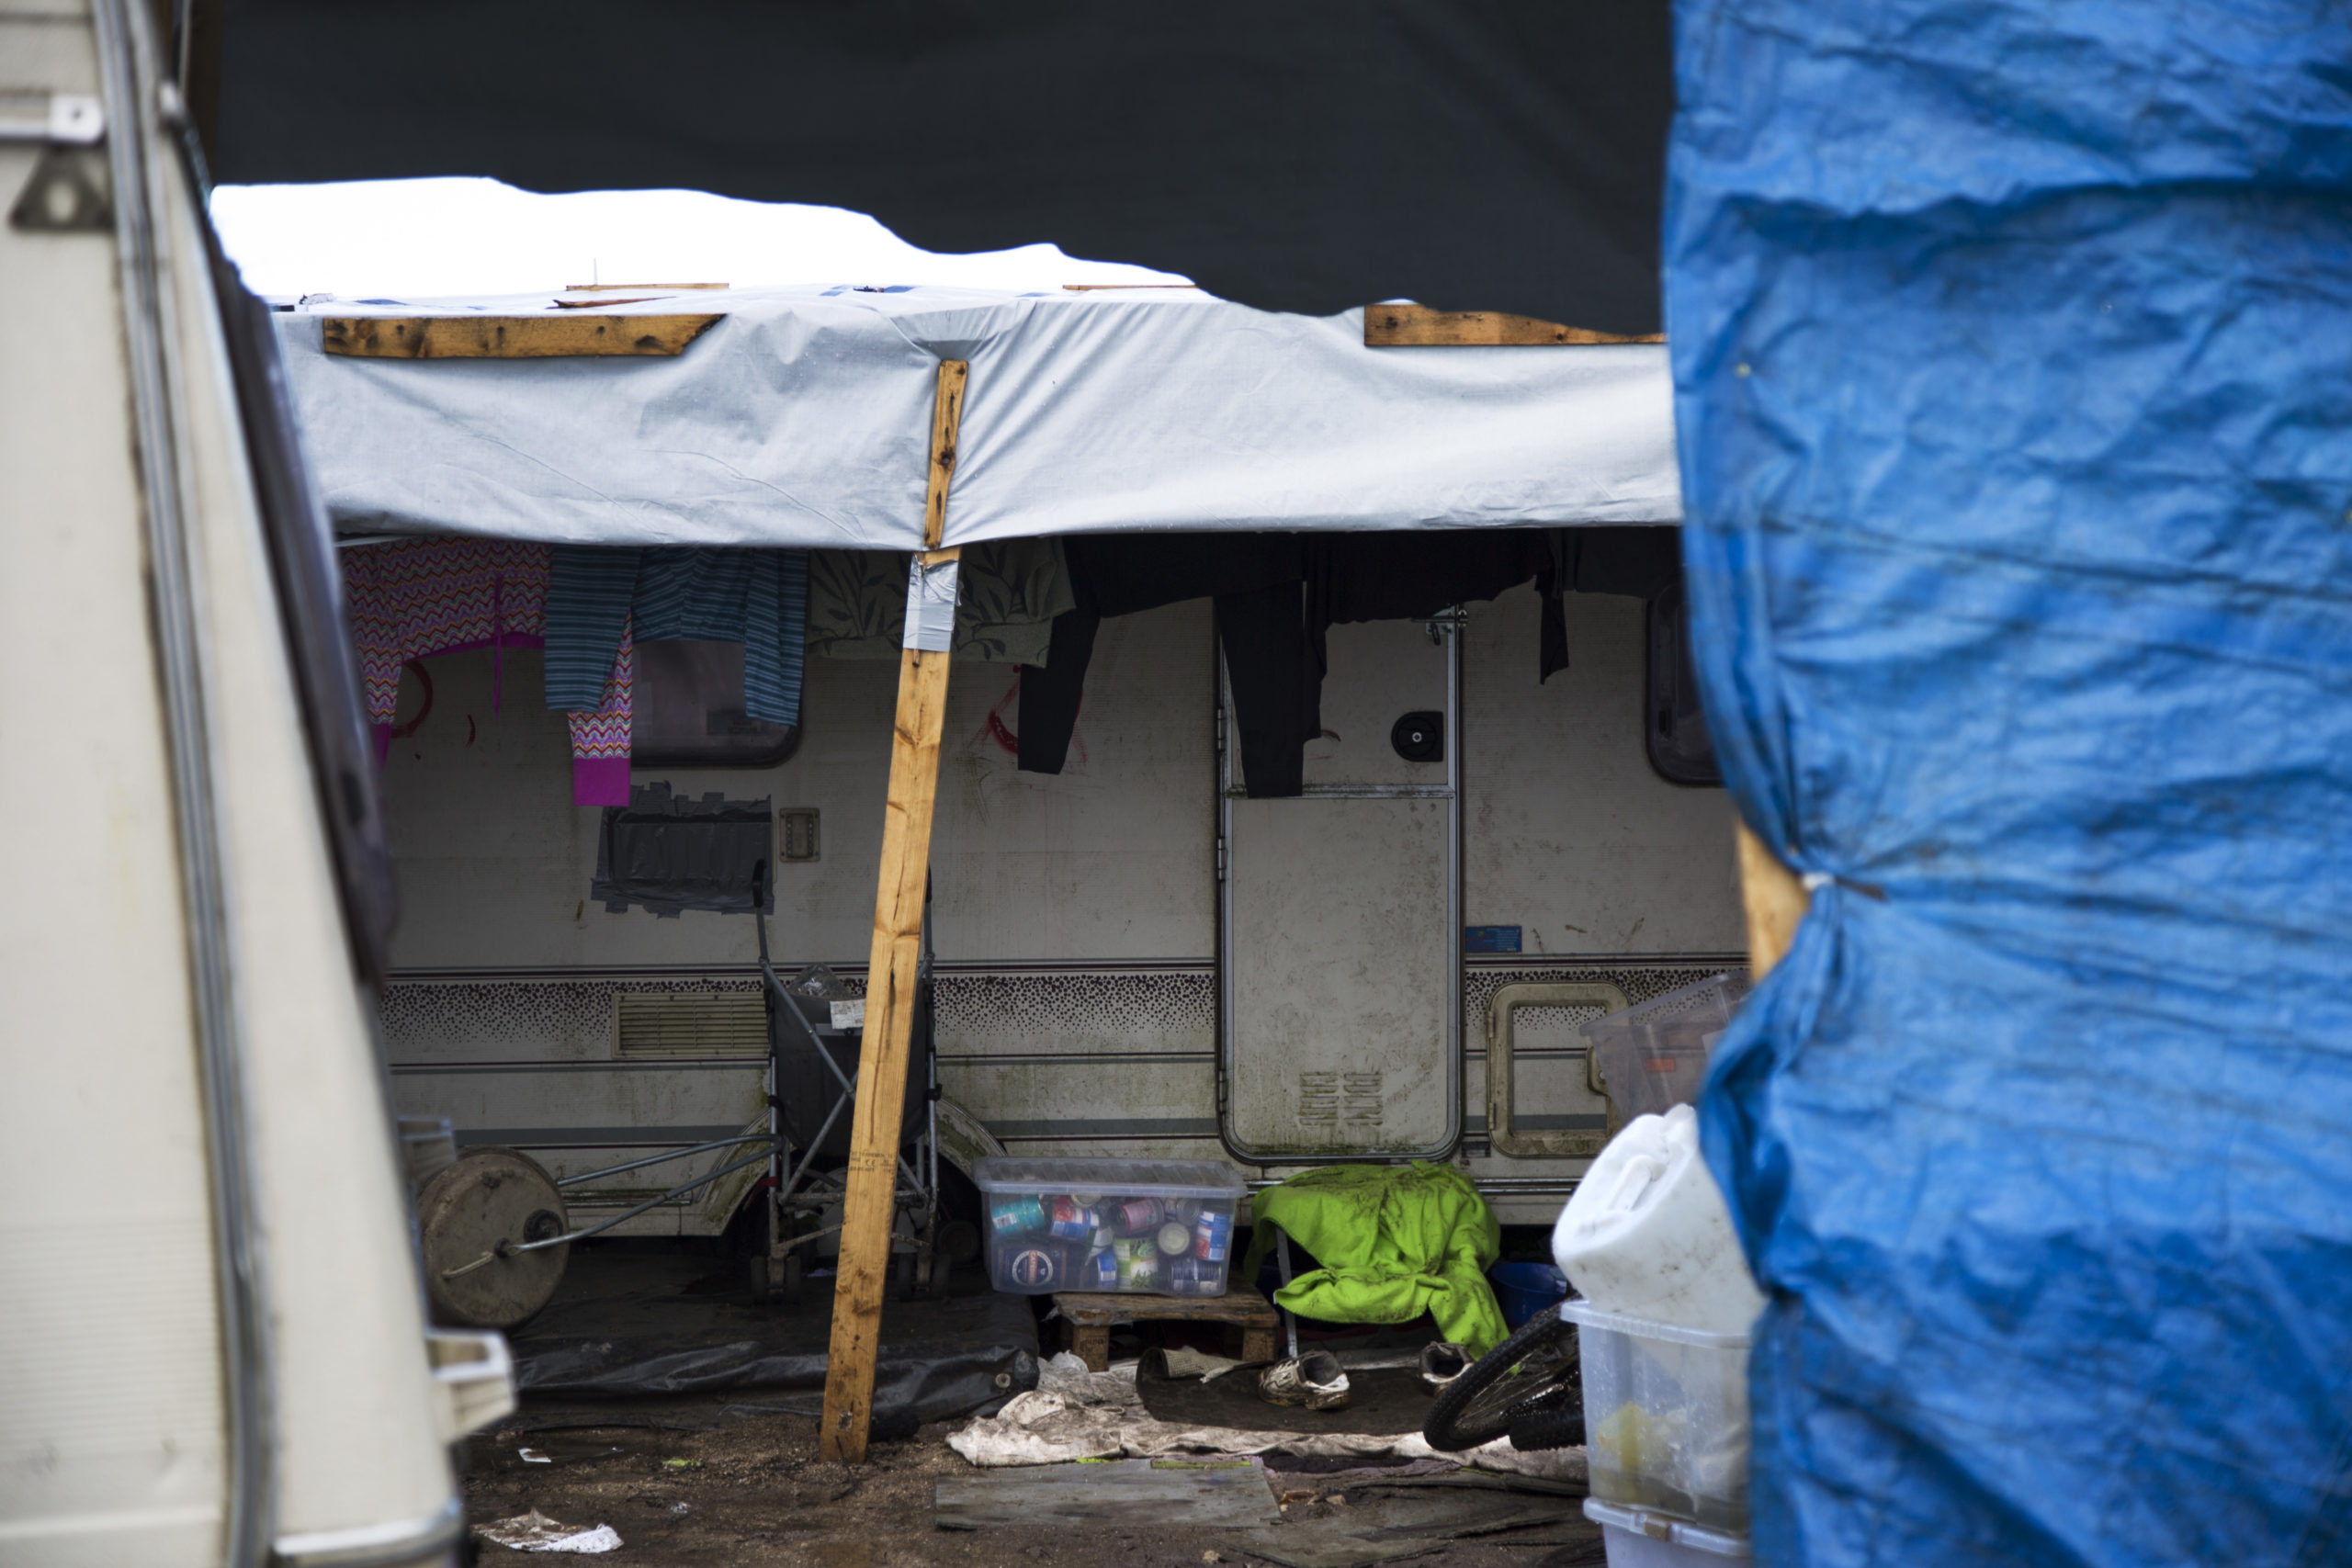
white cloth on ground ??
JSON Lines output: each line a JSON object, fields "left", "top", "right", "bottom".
{"left": 947, "top": 1353, "right": 1588, "bottom": 1483}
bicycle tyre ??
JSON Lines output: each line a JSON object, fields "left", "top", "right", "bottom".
{"left": 1421, "top": 1303, "right": 1580, "bottom": 1452}
{"left": 1506, "top": 1407, "right": 1587, "bottom": 1452}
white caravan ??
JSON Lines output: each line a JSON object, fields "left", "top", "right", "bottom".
{"left": 374, "top": 579, "right": 1744, "bottom": 1238}
{"left": 1, "top": 3, "right": 508, "bottom": 1564}
{"left": 272, "top": 284, "right": 1741, "bottom": 1248}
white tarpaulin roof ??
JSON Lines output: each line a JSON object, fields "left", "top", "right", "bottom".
{"left": 275, "top": 284, "right": 1680, "bottom": 549}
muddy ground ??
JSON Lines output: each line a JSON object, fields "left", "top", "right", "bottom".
{"left": 461, "top": 1400, "right": 1606, "bottom": 1568}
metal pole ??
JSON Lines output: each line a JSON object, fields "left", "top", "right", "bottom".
{"left": 553, "top": 1134, "right": 778, "bottom": 1189}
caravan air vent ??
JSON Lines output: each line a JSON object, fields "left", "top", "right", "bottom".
{"left": 613, "top": 991, "right": 768, "bottom": 1057}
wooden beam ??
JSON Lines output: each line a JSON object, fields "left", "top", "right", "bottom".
{"left": 1363, "top": 303, "right": 1663, "bottom": 347}
{"left": 922, "top": 361, "right": 968, "bottom": 547}
{"left": 320, "top": 314, "right": 723, "bottom": 359}
{"left": 818, "top": 359, "right": 967, "bottom": 1465}
{"left": 1736, "top": 819, "right": 1810, "bottom": 978}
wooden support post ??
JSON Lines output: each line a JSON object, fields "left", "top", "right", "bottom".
{"left": 1736, "top": 819, "right": 1811, "bottom": 979}
{"left": 819, "top": 359, "right": 968, "bottom": 1464}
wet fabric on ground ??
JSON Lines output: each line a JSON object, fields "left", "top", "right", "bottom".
{"left": 1240, "top": 1165, "right": 1507, "bottom": 1358}
{"left": 510, "top": 1251, "right": 1035, "bottom": 1427}
{"left": 951, "top": 1352, "right": 1587, "bottom": 1480}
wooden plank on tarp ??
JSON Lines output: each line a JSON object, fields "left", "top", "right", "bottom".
{"left": 320, "top": 313, "right": 722, "bottom": 358}
{"left": 1363, "top": 303, "right": 1662, "bottom": 347}
{"left": 818, "top": 358, "right": 968, "bottom": 1464}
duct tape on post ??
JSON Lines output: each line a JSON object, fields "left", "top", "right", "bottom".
{"left": 903, "top": 555, "right": 960, "bottom": 652}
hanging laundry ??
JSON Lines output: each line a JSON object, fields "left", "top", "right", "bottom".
{"left": 638, "top": 549, "right": 808, "bottom": 726}
{"left": 804, "top": 536, "right": 1074, "bottom": 665}
{"left": 1304, "top": 529, "right": 1566, "bottom": 705}
{"left": 563, "top": 632, "right": 634, "bottom": 808}
{"left": 341, "top": 536, "right": 633, "bottom": 807}
{"left": 1016, "top": 533, "right": 1309, "bottom": 790}
{"left": 343, "top": 536, "right": 550, "bottom": 738}
{"left": 545, "top": 546, "right": 808, "bottom": 737}
{"left": 1018, "top": 527, "right": 1679, "bottom": 796}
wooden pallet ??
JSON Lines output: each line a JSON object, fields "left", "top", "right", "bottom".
{"left": 1054, "top": 1284, "right": 1282, "bottom": 1372}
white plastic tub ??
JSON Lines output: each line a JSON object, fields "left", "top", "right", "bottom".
{"left": 1584, "top": 1497, "right": 1751, "bottom": 1564}
{"left": 973, "top": 1156, "right": 1246, "bottom": 1297}
{"left": 1564, "top": 1298, "right": 1752, "bottom": 1536}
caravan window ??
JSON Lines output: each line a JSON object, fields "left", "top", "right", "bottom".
{"left": 632, "top": 639, "right": 801, "bottom": 767}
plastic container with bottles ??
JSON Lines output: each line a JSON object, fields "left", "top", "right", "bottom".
{"left": 974, "top": 1156, "right": 1246, "bottom": 1298}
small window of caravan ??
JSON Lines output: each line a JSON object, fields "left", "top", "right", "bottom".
{"left": 633, "top": 640, "right": 801, "bottom": 767}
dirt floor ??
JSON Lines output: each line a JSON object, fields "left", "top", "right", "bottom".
{"left": 461, "top": 1399, "right": 1605, "bottom": 1568}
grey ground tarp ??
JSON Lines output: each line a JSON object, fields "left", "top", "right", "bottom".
{"left": 1669, "top": 1, "right": 2352, "bottom": 1564}
{"left": 510, "top": 1254, "right": 1037, "bottom": 1432}
{"left": 275, "top": 287, "right": 1679, "bottom": 548}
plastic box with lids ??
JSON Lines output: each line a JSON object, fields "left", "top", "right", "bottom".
{"left": 973, "top": 1156, "right": 1248, "bottom": 1298}
{"left": 1579, "top": 972, "right": 1751, "bottom": 1124}
{"left": 1562, "top": 1298, "right": 1752, "bottom": 1537}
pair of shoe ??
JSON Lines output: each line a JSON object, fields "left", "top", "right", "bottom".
{"left": 1257, "top": 1340, "right": 1473, "bottom": 1411}
{"left": 1419, "top": 1341, "right": 1471, "bottom": 1394}
{"left": 1257, "top": 1350, "right": 1351, "bottom": 1411}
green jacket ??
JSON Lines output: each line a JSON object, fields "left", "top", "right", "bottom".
{"left": 1240, "top": 1163, "right": 1509, "bottom": 1357}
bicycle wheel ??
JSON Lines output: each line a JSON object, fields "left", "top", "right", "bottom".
{"left": 1421, "top": 1303, "right": 1580, "bottom": 1452}
{"left": 1505, "top": 1405, "right": 1587, "bottom": 1452}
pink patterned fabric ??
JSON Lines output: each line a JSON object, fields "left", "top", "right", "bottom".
{"left": 343, "top": 536, "right": 549, "bottom": 723}
{"left": 565, "top": 616, "right": 635, "bottom": 805}
{"left": 341, "top": 537, "right": 631, "bottom": 795}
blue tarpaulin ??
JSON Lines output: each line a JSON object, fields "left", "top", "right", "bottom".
{"left": 1667, "top": 3, "right": 2352, "bottom": 1563}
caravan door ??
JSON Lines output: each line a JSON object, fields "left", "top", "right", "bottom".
{"left": 1219, "top": 617, "right": 1460, "bottom": 1160}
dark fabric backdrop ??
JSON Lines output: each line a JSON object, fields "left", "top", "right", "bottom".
{"left": 212, "top": 0, "right": 1672, "bottom": 333}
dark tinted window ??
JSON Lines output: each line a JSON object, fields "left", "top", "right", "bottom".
{"left": 631, "top": 640, "right": 800, "bottom": 768}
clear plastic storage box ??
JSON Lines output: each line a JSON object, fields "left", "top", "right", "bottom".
{"left": 973, "top": 1156, "right": 1247, "bottom": 1298}
{"left": 1582, "top": 1498, "right": 1751, "bottom": 1564}
{"left": 1578, "top": 973, "right": 1751, "bottom": 1124}
{"left": 1562, "top": 1298, "right": 1753, "bottom": 1537}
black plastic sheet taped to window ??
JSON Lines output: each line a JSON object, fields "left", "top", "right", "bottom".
{"left": 210, "top": 0, "right": 1673, "bottom": 333}
{"left": 592, "top": 783, "right": 774, "bottom": 917}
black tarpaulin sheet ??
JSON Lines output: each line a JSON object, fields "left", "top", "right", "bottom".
{"left": 211, "top": 0, "right": 1672, "bottom": 333}
{"left": 508, "top": 1253, "right": 1039, "bottom": 1427}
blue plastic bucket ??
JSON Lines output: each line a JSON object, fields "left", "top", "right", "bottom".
{"left": 1488, "top": 1261, "right": 1569, "bottom": 1329}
